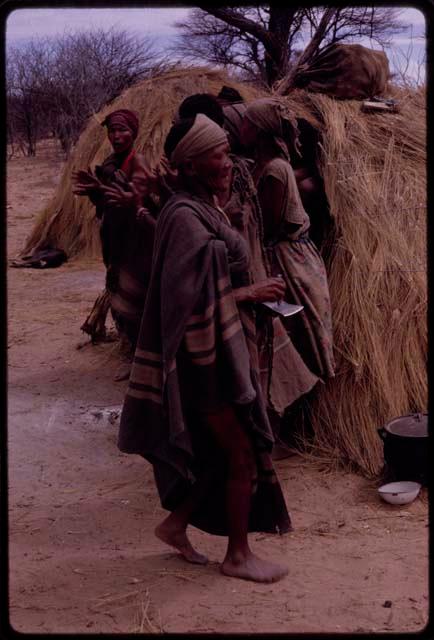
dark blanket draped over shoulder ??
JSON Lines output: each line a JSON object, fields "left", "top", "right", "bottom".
{"left": 118, "top": 192, "right": 291, "bottom": 535}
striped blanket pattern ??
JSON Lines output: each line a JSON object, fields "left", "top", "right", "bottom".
{"left": 118, "top": 191, "right": 291, "bottom": 535}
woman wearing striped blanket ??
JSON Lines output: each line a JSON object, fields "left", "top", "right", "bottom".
{"left": 118, "top": 113, "right": 290, "bottom": 583}
{"left": 72, "top": 109, "right": 157, "bottom": 380}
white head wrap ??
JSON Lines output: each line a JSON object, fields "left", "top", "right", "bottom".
{"left": 170, "top": 113, "right": 228, "bottom": 167}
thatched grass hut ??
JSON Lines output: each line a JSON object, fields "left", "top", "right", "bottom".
{"left": 23, "top": 66, "right": 427, "bottom": 477}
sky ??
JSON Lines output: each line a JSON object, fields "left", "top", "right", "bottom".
{"left": 5, "top": 7, "right": 189, "bottom": 43}
{"left": 5, "top": 6, "right": 427, "bottom": 83}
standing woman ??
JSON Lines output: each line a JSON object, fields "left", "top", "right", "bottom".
{"left": 73, "top": 109, "right": 157, "bottom": 378}
{"left": 220, "top": 101, "right": 319, "bottom": 419}
{"left": 240, "top": 98, "right": 335, "bottom": 383}
{"left": 119, "top": 114, "right": 290, "bottom": 583}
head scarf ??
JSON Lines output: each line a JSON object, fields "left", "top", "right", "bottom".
{"left": 223, "top": 103, "right": 247, "bottom": 148}
{"left": 102, "top": 109, "right": 139, "bottom": 140}
{"left": 244, "top": 98, "right": 301, "bottom": 160}
{"left": 170, "top": 113, "right": 228, "bottom": 167}
{"left": 177, "top": 93, "right": 224, "bottom": 126}
{"left": 217, "top": 85, "right": 244, "bottom": 105}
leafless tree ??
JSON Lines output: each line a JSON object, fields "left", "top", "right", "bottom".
{"left": 6, "top": 39, "right": 54, "bottom": 155}
{"left": 173, "top": 6, "right": 408, "bottom": 86}
{"left": 6, "top": 28, "right": 168, "bottom": 156}
{"left": 47, "top": 28, "right": 165, "bottom": 153}
{"left": 385, "top": 26, "right": 426, "bottom": 89}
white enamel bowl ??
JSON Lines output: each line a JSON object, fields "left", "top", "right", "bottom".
{"left": 378, "top": 481, "right": 421, "bottom": 505}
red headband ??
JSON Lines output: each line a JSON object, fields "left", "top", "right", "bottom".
{"left": 102, "top": 109, "right": 139, "bottom": 139}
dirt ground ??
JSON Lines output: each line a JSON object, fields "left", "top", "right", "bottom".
{"left": 7, "top": 140, "right": 428, "bottom": 634}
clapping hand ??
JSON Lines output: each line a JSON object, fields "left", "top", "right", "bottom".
{"left": 100, "top": 182, "right": 138, "bottom": 209}
{"left": 72, "top": 167, "right": 102, "bottom": 196}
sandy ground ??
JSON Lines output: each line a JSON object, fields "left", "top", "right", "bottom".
{"left": 7, "top": 140, "right": 428, "bottom": 634}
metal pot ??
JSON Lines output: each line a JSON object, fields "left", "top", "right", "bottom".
{"left": 378, "top": 413, "right": 428, "bottom": 485}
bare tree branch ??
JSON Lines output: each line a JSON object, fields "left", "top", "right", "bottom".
{"left": 172, "top": 6, "right": 409, "bottom": 87}
{"left": 197, "top": 6, "right": 276, "bottom": 52}
{"left": 6, "top": 28, "right": 167, "bottom": 156}
{"left": 275, "top": 7, "right": 337, "bottom": 95}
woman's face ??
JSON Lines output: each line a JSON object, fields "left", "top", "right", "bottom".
{"left": 240, "top": 117, "right": 259, "bottom": 150}
{"left": 190, "top": 142, "right": 233, "bottom": 193}
{"left": 107, "top": 120, "right": 134, "bottom": 154}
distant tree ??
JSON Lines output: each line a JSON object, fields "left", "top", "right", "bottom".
{"left": 47, "top": 28, "right": 164, "bottom": 153}
{"left": 6, "top": 28, "right": 167, "bottom": 156}
{"left": 386, "top": 26, "right": 426, "bottom": 88}
{"left": 173, "top": 7, "right": 408, "bottom": 87}
{"left": 6, "top": 39, "right": 53, "bottom": 156}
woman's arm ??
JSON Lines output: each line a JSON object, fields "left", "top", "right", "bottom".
{"left": 259, "top": 168, "right": 306, "bottom": 237}
{"left": 294, "top": 166, "right": 320, "bottom": 209}
{"left": 257, "top": 174, "right": 285, "bottom": 238}
{"left": 233, "top": 277, "right": 286, "bottom": 303}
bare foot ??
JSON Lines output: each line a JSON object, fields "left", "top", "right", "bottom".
{"left": 221, "top": 550, "right": 288, "bottom": 583}
{"left": 155, "top": 522, "right": 208, "bottom": 565}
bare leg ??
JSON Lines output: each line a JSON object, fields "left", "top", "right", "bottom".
{"left": 155, "top": 472, "right": 212, "bottom": 565}
{"left": 206, "top": 407, "right": 288, "bottom": 583}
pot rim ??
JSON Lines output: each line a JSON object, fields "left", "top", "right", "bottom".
{"left": 383, "top": 413, "right": 428, "bottom": 438}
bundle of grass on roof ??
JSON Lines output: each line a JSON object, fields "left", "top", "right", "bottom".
{"left": 280, "top": 86, "right": 426, "bottom": 476}
{"left": 23, "top": 66, "right": 426, "bottom": 477}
